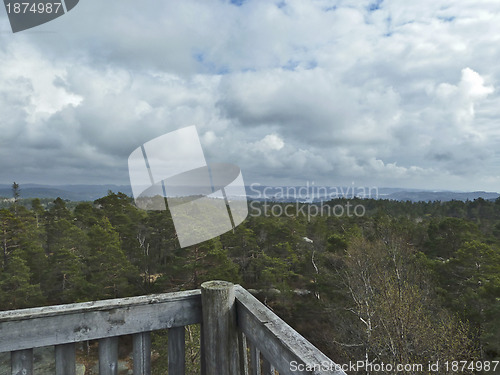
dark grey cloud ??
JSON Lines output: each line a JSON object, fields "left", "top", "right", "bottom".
{"left": 1, "top": 0, "right": 500, "bottom": 190}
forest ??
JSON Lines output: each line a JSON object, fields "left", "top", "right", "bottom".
{"left": 1, "top": 189, "right": 500, "bottom": 374}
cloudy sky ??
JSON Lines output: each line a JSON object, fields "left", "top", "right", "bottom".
{"left": 1, "top": 0, "right": 500, "bottom": 191}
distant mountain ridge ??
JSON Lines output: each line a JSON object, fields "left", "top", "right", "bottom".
{"left": 0, "top": 184, "right": 498, "bottom": 203}
{"left": 381, "top": 190, "right": 500, "bottom": 202}
{"left": 0, "top": 184, "right": 132, "bottom": 201}
{"left": 246, "top": 185, "right": 500, "bottom": 203}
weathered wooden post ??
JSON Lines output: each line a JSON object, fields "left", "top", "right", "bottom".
{"left": 201, "top": 280, "right": 240, "bottom": 375}
{"left": 11, "top": 349, "right": 33, "bottom": 375}
{"left": 99, "top": 337, "right": 119, "bottom": 375}
{"left": 133, "top": 332, "right": 151, "bottom": 375}
{"left": 55, "top": 343, "right": 76, "bottom": 375}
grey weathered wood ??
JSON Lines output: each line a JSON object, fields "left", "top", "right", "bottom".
{"left": 201, "top": 280, "right": 240, "bottom": 375}
{"left": 0, "top": 290, "right": 202, "bottom": 352}
{"left": 168, "top": 326, "right": 185, "bottom": 374}
{"left": 55, "top": 343, "right": 76, "bottom": 375}
{"left": 248, "top": 341, "right": 261, "bottom": 375}
{"left": 200, "top": 323, "right": 206, "bottom": 375}
{"left": 11, "top": 349, "right": 33, "bottom": 375}
{"left": 1, "top": 283, "right": 345, "bottom": 375}
{"left": 238, "top": 331, "right": 249, "bottom": 375}
{"left": 133, "top": 332, "right": 151, "bottom": 375}
{"left": 99, "top": 337, "right": 119, "bottom": 375}
{"left": 234, "top": 285, "right": 345, "bottom": 375}
{"left": 261, "top": 357, "right": 273, "bottom": 374}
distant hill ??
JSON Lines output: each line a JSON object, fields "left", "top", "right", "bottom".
{"left": 245, "top": 185, "right": 500, "bottom": 203}
{"left": 0, "top": 184, "right": 132, "bottom": 201}
{"left": 0, "top": 184, "right": 498, "bottom": 203}
{"left": 382, "top": 190, "right": 500, "bottom": 202}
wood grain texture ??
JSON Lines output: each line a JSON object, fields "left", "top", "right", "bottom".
{"left": 99, "top": 337, "right": 119, "bottom": 375}
{"left": 0, "top": 290, "right": 202, "bottom": 352}
{"left": 55, "top": 343, "right": 76, "bottom": 375}
{"left": 1, "top": 283, "right": 344, "bottom": 375}
{"left": 133, "top": 332, "right": 151, "bottom": 375}
{"left": 248, "top": 340, "right": 261, "bottom": 375}
{"left": 11, "top": 349, "right": 33, "bottom": 375}
{"left": 234, "top": 285, "right": 346, "bottom": 375}
{"left": 168, "top": 326, "right": 185, "bottom": 374}
{"left": 201, "top": 281, "right": 240, "bottom": 375}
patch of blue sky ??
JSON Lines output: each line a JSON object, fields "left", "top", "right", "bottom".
{"left": 438, "top": 16, "right": 456, "bottom": 22}
{"left": 194, "top": 52, "right": 204, "bottom": 63}
{"left": 230, "top": 0, "right": 245, "bottom": 6}
{"left": 367, "top": 0, "right": 383, "bottom": 12}
{"left": 384, "top": 15, "right": 392, "bottom": 37}
{"left": 276, "top": 1, "right": 286, "bottom": 9}
{"left": 283, "top": 60, "right": 300, "bottom": 71}
{"left": 282, "top": 60, "right": 318, "bottom": 71}
{"left": 216, "top": 66, "right": 230, "bottom": 75}
{"left": 323, "top": 5, "right": 337, "bottom": 12}
{"left": 305, "top": 60, "right": 318, "bottom": 70}
{"left": 193, "top": 52, "right": 229, "bottom": 75}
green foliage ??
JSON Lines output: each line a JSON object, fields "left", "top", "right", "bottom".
{"left": 0, "top": 253, "right": 45, "bottom": 309}
{"left": 425, "top": 217, "right": 481, "bottom": 258}
{"left": 151, "top": 325, "right": 201, "bottom": 375}
{"left": 84, "top": 217, "right": 139, "bottom": 299}
{"left": 1, "top": 192, "right": 500, "bottom": 367}
{"left": 326, "top": 233, "right": 348, "bottom": 252}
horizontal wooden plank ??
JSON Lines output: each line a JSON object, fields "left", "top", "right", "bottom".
{"left": 234, "top": 285, "right": 346, "bottom": 375}
{"left": 0, "top": 290, "right": 201, "bottom": 322}
{"left": 0, "top": 291, "right": 202, "bottom": 353}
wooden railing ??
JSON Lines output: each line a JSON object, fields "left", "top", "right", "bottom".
{"left": 0, "top": 281, "right": 346, "bottom": 375}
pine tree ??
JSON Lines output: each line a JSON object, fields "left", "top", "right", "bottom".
{"left": 0, "top": 252, "right": 44, "bottom": 310}
{"left": 84, "top": 217, "right": 139, "bottom": 299}
{"left": 0, "top": 208, "right": 22, "bottom": 268}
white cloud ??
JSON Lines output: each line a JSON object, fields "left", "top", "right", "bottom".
{"left": 1, "top": 0, "right": 500, "bottom": 190}
{"left": 202, "top": 130, "right": 217, "bottom": 146}
{"left": 255, "top": 134, "right": 285, "bottom": 152}
{"left": 0, "top": 44, "right": 82, "bottom": 123}
{"left": 459, "top": 67, "right": 494, "bottom": 100}
{"left": 436, "top": 67, "right": 494, "bottom": 122}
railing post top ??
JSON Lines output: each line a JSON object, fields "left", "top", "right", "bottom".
{"left": 201, "top": 280, "right": 234, "bottom": 291}
{"left": 200, "top": 280, "right": 239, "bottom": 375}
